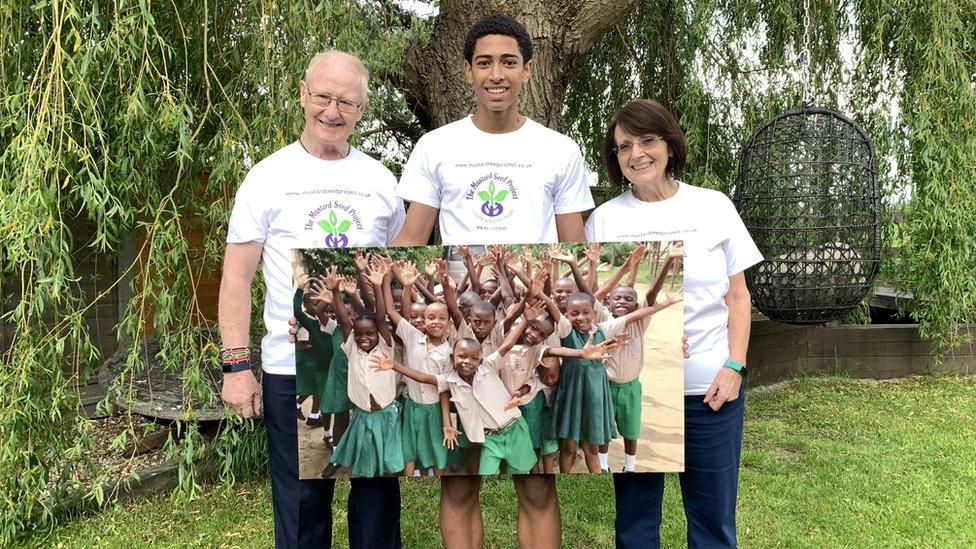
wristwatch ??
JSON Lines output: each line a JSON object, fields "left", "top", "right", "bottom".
{"left": 222, "top": 361, "right": 253, "bottom": 374}
{"left": 723, "top": 359, "right": 748, "bottom": 378}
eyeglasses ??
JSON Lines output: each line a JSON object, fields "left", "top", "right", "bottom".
{"left": 613, "top": 134, "right": 665, "bottom": 157}
{"left": 305, "top": 90, "right": 362, "bottom": 113}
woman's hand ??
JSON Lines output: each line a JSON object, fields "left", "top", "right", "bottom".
{"left": 703, "top": 366, "right": 742, "bottom": 412}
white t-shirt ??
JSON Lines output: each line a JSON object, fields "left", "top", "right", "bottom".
{"left": 584, "top": 182, "right": 762, "bottom": 395}
{"left": 226, "top": 142, "right": 406, "bottom": 375}
{"left": 397, "top": 116, "right": 595, "bottom": 245}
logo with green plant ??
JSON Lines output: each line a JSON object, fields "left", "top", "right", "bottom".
{"left": 317, "top": 210, "right": 351, "bottom": 248}
{"left": 477, "top": 179, "right": 508, "bottom": 217}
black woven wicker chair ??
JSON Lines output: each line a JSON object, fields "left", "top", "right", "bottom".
{"left": 733, "top": 107, "right": 881, "bottom": 325}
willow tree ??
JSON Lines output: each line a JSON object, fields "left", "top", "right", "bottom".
{"left": 2, "top": 0, "right": 974, "bottom": 543}
{"left": 564, "top": 0, "right": 976, "bottom": 346}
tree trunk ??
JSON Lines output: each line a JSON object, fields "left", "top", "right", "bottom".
{"left": 400, "top": 0, "right": 640, "bottom": 131}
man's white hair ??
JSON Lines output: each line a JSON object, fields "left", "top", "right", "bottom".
{"left": 305, "top": 50, "right": 369, "bottom": 101}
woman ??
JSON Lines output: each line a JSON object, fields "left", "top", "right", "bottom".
{"left": 585, "top": 99, "right": 762, "bottom": 548}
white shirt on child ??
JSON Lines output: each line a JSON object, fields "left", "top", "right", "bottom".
{"left": 497, "top": 343, "right": 549, "bottom": 396}
{"left": 600, "top": 304, "right": 653, "bottom": 384}
{"left": 396, "top": 116, "right": 594, "bottom": 245}
{"left": 457, "top": 320, "right": 505, "bottom": 357}
{"left": 226, "top": 143, "right": 405, "bottom": 375}
{"left": 396, "top": 321, "right": 452, "bottom": 405}
{"left": 436, "top": 351, "right": 521, "bottom": 444}
{"left": 584, "top": 182, "right": 763, "bottom": 394}
{"left": 341, "top": 335, "right": 398, "bottom": 411}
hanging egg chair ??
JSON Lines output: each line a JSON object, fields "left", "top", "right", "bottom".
{"left": 733, "top": 107, "right": 881, "bottom": 325}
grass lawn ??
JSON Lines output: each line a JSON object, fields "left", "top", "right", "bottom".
{"left": 18, "top": 375, "right": 976, "bottom": 548}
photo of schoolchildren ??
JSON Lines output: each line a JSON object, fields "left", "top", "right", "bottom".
{"left": 293, "top": 241, "right": 685, "bottom": 478}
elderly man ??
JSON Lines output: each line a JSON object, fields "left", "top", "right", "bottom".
{"left": 218, "top": 50, "right": 405, "bottom": 549}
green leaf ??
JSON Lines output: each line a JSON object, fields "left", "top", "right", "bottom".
{"left": 329, "top": 210, "right": 338, "bottom": 225}
{"left": 493, "top": 190, "right": 508, "bottom": 202}
{"left": 336, "top": 220, "right": 352, "bottom": 233}
{"left": 317, "top": 220, "right": 334, "bottom": 232}
{"left": 477, "top": 191, "right": 491, "bottom": 201}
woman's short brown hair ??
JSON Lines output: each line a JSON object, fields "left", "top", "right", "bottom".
{"left": 603, "top": 99, "right": 687, "bottom": 187}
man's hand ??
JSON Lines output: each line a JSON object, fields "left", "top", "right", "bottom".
{"left": 221, "top": 370, "right": 262, "bottom": 418}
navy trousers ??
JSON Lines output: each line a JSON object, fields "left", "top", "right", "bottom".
{"left": 613, "top": 385, "right": 745, "bottom": 549}
{"left": 263, "top": 373, "right": 402, "bottom": 548}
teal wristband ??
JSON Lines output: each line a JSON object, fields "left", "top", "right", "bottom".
{"left": 724, "top": 359, "right": 747, "bottom": 377}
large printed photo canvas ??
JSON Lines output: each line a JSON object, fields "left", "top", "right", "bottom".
{"left": 292, "top": 242, "right": 685, "bottom": 478}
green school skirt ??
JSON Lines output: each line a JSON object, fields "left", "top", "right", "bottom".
{"left": 610, "top": 379, "right": 643, "bottom": 440}
{"left": 519, "top": 391, "right": 547, "bottom": 450}
{"left": 539, "top": 401, "right": 559, "bottom": 456}
{"left": 401, "top": 398, "right": 447, "bottom": 469}
{"left": 549, "top": 329, "right": 617, "bottom": 445}
{"left": 330, "top": 403, "right": 404, "bottom": 477}
{"left": 479, "top": 417, "right": 537, "bottom": 475}
{"left": 295, "top": 355, "right": 318, "bottom": 397}
{"left": 320, "top": 338, "right": 352, "bottom": 414}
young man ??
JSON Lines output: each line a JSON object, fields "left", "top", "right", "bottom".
{"left": 391, "top": 14, "right": 594, "bottom": 549}
{"left": 219, "top": 50, "right": 405, "bottom": 548}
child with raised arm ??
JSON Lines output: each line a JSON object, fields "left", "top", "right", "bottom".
{"left": 380, "top": 257, "right": 453, "bottom": 476}
{"left": 550, "top": 286, "right": 680, "bottom": 473}
{"left": 321, "top": 267, "right": 404, "bottom": 478}
{"left": 597, "top": 243, "right": 683, "bottom": 472}
{"left": 294, "top": 281, "right": 331, "bottom": 428}
{"left": 372, "top": 302, "right": 619, "bottom": 475}
{"left": 315, "top": 277, "right": 355, "bottom": 447}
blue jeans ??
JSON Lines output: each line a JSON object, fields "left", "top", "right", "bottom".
{"left": 263, "top": 373, "right": 402, "bottom": 548}
{"left": 613, "top": 385, "right": 745, "bottom": 548}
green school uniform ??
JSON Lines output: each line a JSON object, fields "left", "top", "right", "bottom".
{"left": 320, "top": 328, "right": 352, "bottom": 414}
{"left": 519, "top": 391, "right": 547, "bottom": 450}
{"left": 400, "top": 397, "right": 448, "bottom": 469}
{"left": 330, "top": 403, "right": 404, "bottom": 477}
{"left": 294, "top": 289, "right": 332, "bottom": 397}
{"left": 549, "top": 327, "right": 617, "bottom": 445}
{"left": 609, "top": 378, "right": 643, "bottom": 440}
{"left": 478, "top": 416, "right": 537, "bottom": 475}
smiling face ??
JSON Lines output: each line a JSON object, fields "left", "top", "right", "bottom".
{"left": 614, "top": 125, "right": 671, "bottom": 188}
{"left": 552, "top": 277, "right": 577, "bottom": 311}
{"left": 465, "top": 34, "right": 532, "bottom": 119}
{"left": 521, "top": 318, "right": 553, "bottom": 347}
{"left": 423, "top": 302, "right": 450, "bottom": 339}
{"left": 608, "top": 285, "right": 640, "bottom": 317}
{"left": 452, "top": 339, "right": 483, "bottom": 380}
{"left": 565, "top": 294, "right": 596, "bottom": 333}
{"left": 353, "top": 317, "right": 380, "bottom": 352}
{"left": 299, "top": 54, "right": 366, "bottom": 152}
